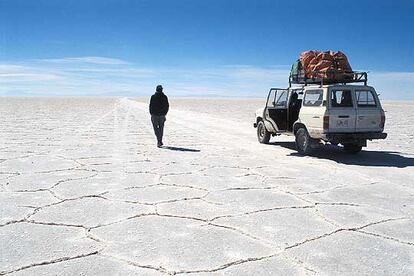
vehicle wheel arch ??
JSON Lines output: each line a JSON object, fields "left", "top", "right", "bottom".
{"left": 257, "top": 120, "right": 271, "bottom": 144}
{"left": 293, "top": 122, "right": 307, "bottom": 135}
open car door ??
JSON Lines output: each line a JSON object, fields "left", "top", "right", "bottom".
{"left": 265, "top": 88, "right": 289, "bottom": 132}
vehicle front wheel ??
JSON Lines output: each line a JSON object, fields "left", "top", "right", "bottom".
{"left": 295, "top": 128, "right": 313, "bottom": 155}
{"left": 257, "top": 121, "right": 271, "bottom": 144}
{"left": 343, "top": 144, "right": 362, "bottom": 154}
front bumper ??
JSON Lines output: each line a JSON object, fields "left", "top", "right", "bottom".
{"left": 322, "top": 132, "right": 387, "bottom": 143}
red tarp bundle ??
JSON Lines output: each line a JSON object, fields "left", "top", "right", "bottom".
{"left": 299, "top": 50, "right": 353, "bottom": 80}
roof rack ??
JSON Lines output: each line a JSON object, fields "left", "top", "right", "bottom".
{"left": 289, "top": 71, "right": 368, "bottom": 87}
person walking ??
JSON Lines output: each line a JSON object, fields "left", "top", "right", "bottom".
{"left": 149, "top": 85, "right": 169, "bottom": 147}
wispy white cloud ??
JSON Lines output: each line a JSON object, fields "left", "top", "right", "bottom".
{"left": 0, "top": 57, "right": 290, "bottom": 97}
{"left": 0, "top": 73, "right": 60, "bottom": 82}
{"left": 0, "top": 64, "right": 62, "bottom": 82}
{"left": 41, "top": 56, "right": 129, "bottom": 65}
{"left": 0, "top": 57, "right": 413, "bottom": 99}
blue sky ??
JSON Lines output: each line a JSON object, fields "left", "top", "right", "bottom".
{"left": 1, "top": 0, "right": 413, "bottom": 99}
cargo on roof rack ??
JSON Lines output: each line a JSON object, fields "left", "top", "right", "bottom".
{"left": 289, "top": 50, "right": 367, "bottom": 87}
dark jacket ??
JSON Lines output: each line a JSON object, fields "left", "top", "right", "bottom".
{"left": 149, "top": 91, "right": 169, "bottom": 116}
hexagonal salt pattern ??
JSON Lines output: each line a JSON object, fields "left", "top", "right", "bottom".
{"left": 1, "top": 98, "right": 413, "bottom": 275}
{"left": 92, "top": 215, "right": 274, "bottom": 272}
{"left": 0, "top": 223, "right": 101, "bottom": 274}
{"left": 284, "top": 231, "right": 413, "bottom": 275}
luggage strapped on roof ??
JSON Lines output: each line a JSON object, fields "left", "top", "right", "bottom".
{"left": 289, "top": 50, "right": 368, "bottom": 87}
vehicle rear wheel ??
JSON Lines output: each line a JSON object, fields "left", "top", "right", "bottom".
{"left": 295, "top": 128, "right": 313, "bottom": 155}
{"left": 257, "top": 121, "right": 271, "bottom": 144}
{"left": 343, "top": 144, "right": 362, "bottom": 154}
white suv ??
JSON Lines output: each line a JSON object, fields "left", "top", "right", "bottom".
{"left": 254, "top": 79, "right": 387, "bottom": 154}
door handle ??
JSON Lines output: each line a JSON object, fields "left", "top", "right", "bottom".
{"left": 312, "top": 116, "right": 320, "bottom": 118}
{"left": 338, "top": 115, "right": 350, "bottom": 118}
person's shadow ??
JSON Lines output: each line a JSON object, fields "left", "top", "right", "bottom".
{"left": 162, "top": 146, "right": 200, "bottom": 152}
{"left": 270, "top": 141, "right": 414, "bottom": 168}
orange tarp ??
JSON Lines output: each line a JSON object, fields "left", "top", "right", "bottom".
{"left": 299, "top": 50, "right": 352, "bottom": 80}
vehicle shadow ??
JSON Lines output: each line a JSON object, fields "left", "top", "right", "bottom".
{"left": 162, "top": 146, "right": 201, "bottom": 152}
{"left": 269, "top": 141, "right": 297, "bottom": 151}
{"left": 270, "top": 142, "right": 414, "bottom": 168}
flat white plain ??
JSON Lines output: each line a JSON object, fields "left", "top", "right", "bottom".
{"left": 0, "top": 97, "right": 413, "bottom": 275}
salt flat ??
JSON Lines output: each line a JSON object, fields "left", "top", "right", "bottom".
{"left": 0, "top": 97, "right": 413, "bottom": 275}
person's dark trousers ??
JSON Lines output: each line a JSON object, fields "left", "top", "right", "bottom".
{"left": 151, "top": 115, "right": 166, "bottom": 145}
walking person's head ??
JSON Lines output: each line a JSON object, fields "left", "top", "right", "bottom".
{"left": 156, "top": 85, "right": 163, "bottom": 93}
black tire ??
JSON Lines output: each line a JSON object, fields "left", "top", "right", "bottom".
{"left": 343, "top": 144, "right": 362, "bottom": 154}
{"left": 295, "top": 128, "right": 313, "bottom": 155}
{"left": 257, "top": 120, "right": 271, "bottom": 144}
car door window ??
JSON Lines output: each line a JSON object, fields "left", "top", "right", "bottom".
{"left": 274, "top": 90, "right": 288, "bottom": 108}
{"left": 356, "top": 90, "right": 377, "bottom": 107}
{"left": 331, "top": 90, "right": 353, "bottom": 107}
{"left": 304, "top": 90, "right": 323, "bottom": 106}
{"left": 267, "top": 90, "right": 277, "bottom": 107}
{"left": 267, "top": 90, "right": 288, "bottom": 108}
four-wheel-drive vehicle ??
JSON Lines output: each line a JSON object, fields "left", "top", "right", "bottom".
{"left": 254, "top": 72, "right": 387, "bottom": 154}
